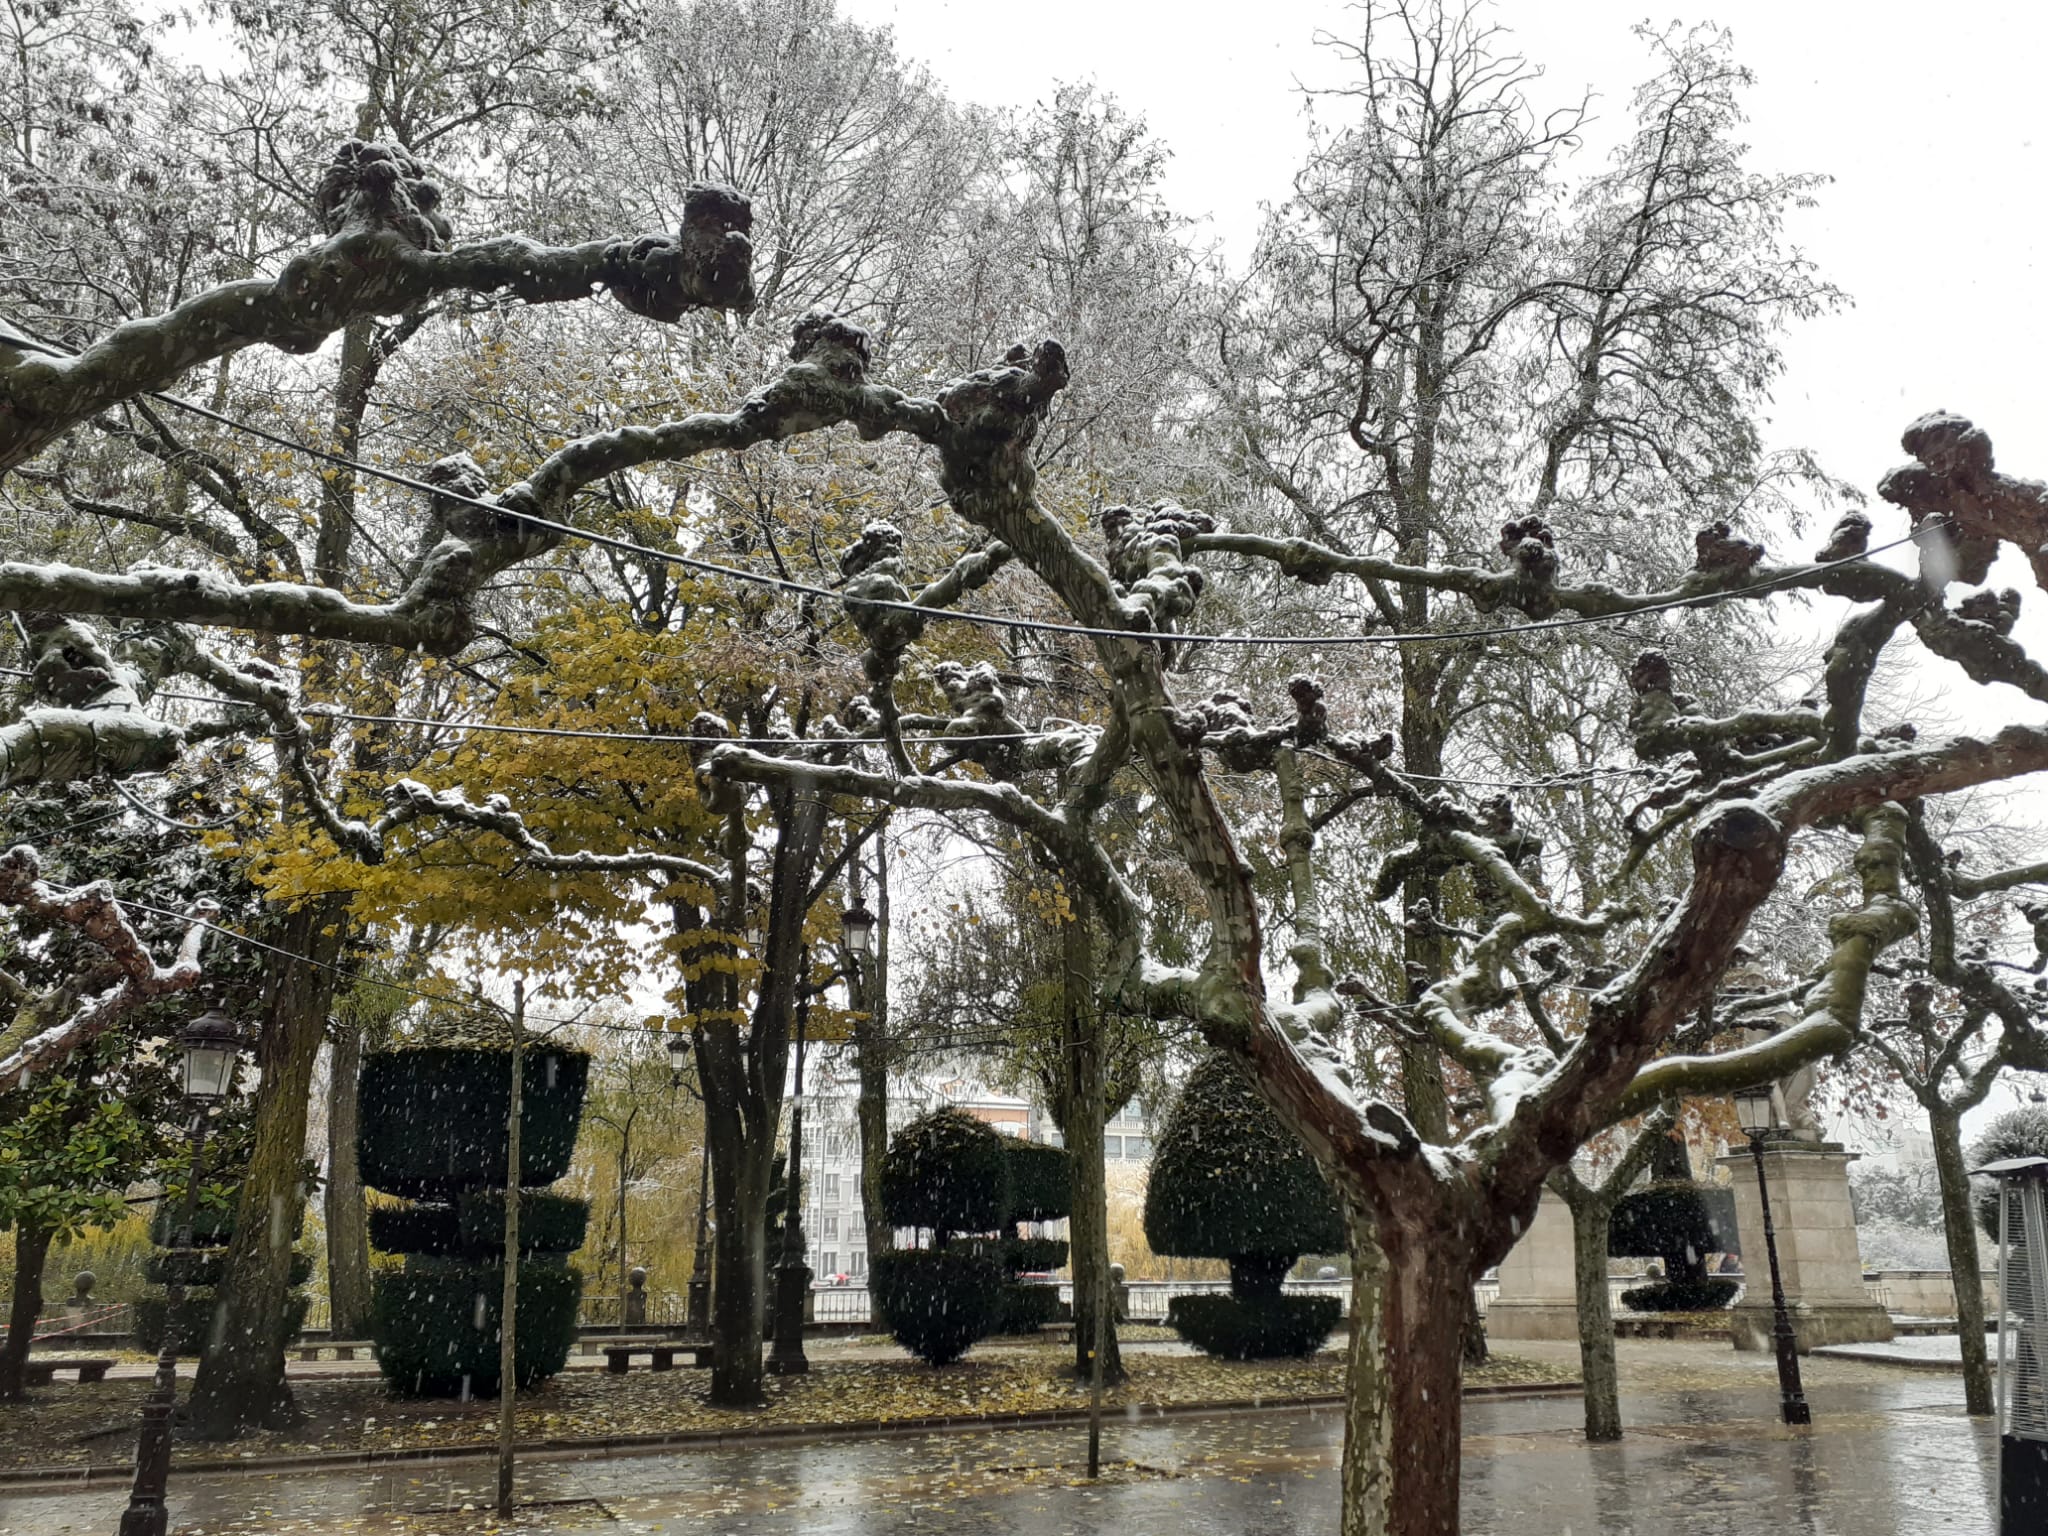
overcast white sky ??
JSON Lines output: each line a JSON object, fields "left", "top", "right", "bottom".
{"left": 837, "top": 0, "right": 2048, "bottom": 1137}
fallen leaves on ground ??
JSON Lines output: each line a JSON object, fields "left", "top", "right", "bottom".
{"left": 0, "top": 1341, "right": 1574, "bottom": 1473}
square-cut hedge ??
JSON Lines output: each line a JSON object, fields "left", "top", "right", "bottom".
{"left": 1617, "top": 1277, "right": 1739, "bottom": 1313}
{"left": 1166, "top": 1293, "right": 1341, "bottom": 1359}
{"left": 135, "top": 1290, "right": 309, "bottom": 1355}
{"left": 999, "top": 1280, "right": 1063, "bottom": 1334}
{"left": 143, "top": 1249, "right": 312, "bottom": 1289}
{"left": 358, "top": 1046, "right": 590, "bottom": 1199}
{"left": 371, "top": 1261, "right": 583, "bottom": 1395}
{"left": 368, "top": 1202, "right": 463, "bottom": 1256}
{"left": 459, "top": 1191, "right": 590, "bottom": 1255}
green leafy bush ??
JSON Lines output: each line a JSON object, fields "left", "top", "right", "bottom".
{"left": 1166, "top": 1293, "right": 1341, "bottom": 1359}
{"left": 458, "top": 1191, "right": 590, "bottom": 1255}
{"left": 1006, "top": 1236, "right": 1070, "bottom": 1273}
{"left": 135, "top": 1290, "right": 309, "bottom": 1354}
{"left": 358, "top": 1047, "right": 590, "bottom": 1198}
{"left": 1144, "top": 1054, "right": 1345, "bottom": 1295}
{"left": 1617, "top": 1278, "right": 1739, "bottom": 1313}
{"left": 371, "top": 1262, "right": 583, "bottom": 1395}
{"left": 999, "top": 1280, "right": 1063, "bottom": 1334}
{"left": 143, "top": 1249, "right": 311, "bottom": 1289}
{"left": 148, "top": 1203, "right": 240, "bottom": 1248}
{"left": 869, "top": 1248, "right": 1005, "bottom": 1365}
{"left": 1609, "top": 1182, "right": 1736, "bottom": 1279}
{"left": 1971, "top": 1106, "right": 2048, "bottom": 1237}
{"left": 368, "top": 1203, "right": 462, "bottom": 1256}
{"left": 879, "top": 1109, "right": 1009, "bottom": 1238}
{"left": 1002, "top": 1138, "right": 1072, "bottom": 1223}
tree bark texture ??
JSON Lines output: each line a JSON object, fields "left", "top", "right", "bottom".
{"left": 322, "top": 1016, "right": 372, "bottom": 1339}
{"left": 705, "top": 1083, "right": 772, "bottom": 1407}
{"left": 1930, "top": 1107, "right": 1993, "bottom": 1416}
{"left": 189, "top": 895, "right": 347, "bottom": 1437}
{"left": 1566, "top": 1190, "right": 1623, "bottom": 1441}
{"left": 1061, "top": 891, "right": 1121, "bottom": 1383}
{"left": 0, "top": 1223, "right": 53, "bottom": 1400}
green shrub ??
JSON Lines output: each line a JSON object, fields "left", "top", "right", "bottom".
{"left": 370, "top": 1262, "right": 583, "bottom": 1395}
{"left": 1609, "top": 1182, "right": 1736, "bottom": 1279}
{"left": 1002, "top": 1139, "right": 1072, "bottom": 1224}
{"left": 135, "top": 1290, "right": 309, "bottom": 1355}
{"left": 879, "top": 1110, "right": 1009, "bottom": 1238}
{"left": 1971, "top": 1106, "right": 2048, "bottom": 1238}
{"left": 999, "top": 1280, "right": 1063, "bottom": 1334}
{"left": 1617, "top": 1278, "right": 1739, "bottom": 1313}
{"left": 358, "top": 1046, "right": 590, "bottom": 1198}
{"left": 148, "top": 1203, "right": 239, "bottom": 1248}
{"left": 1144, "top": 1054, "right": 1345, "bottom": 1294}
{"left": 869, "top": 1247, "right": 1004, "bottom": 1365}
{"left": 1166, "top": 1293, "right": 1341, "bottom": 1359}
{"left": 1007, "top": 1236, "right": 1070, "bottom": 1274}
{"left": 368, "top": 1202, "right": 462, "bottom": 1256}
{"left": 458, "top": 1191, "right": 590, "bottom": 1255}
{"left": 143, "top": 1250, "right": 312, "bottom": 1289}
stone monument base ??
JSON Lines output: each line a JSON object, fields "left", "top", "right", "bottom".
{"left": 1484, "top": 1300, "right": 1582, "bottom": 1342}
{"left": 1728, "top": 1298, "right": 1894, "bottom": 1353}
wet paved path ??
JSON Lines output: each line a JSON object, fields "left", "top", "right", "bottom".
{"left": 0, "top": 1369, "right": 1993, "bottom": 1534}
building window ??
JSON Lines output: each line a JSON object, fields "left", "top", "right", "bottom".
{"left": 848, "top": 1212, "right": 864, "bottom": 1235}
{"left": 1104, "top": 1135, "right": 1123, "bottom": 1159}
{"left": 823, "top": 1214, "right": 838, "bottom": 1240}
{"left": 850, "top": 1250, "right": 866, "bottom": 1276}
{"left": 823, "top": 1251, "right": 838, "bottom": 1275}
{"left": 823, "top": 1172, "right": 840, "bottom": 1202}
{"left": 1124, "top": 1135, "right": 1151, "bottom": 1160}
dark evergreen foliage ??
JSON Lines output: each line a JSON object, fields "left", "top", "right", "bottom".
{"left": 1609, "top": 1181, "right": 1737, "bottom": 1278}
{"left": 1002, "top": 1138, "right": 1072, "bottom": 1223}
{"left": 357, "top": 1046, "right": 589, "bottom": 1197}
{"left": 1165, "top": 1293, "right": 1340, "bottom": 1359}
{"left": 868, "top": 1248, "right": 1006, "bottom": 1365}
{"left": 1143, "top": 1053, "right": 1345, "bottom": 1286}
{"left": 1970, "top": 1106, "right": 2048, "bottom": 1237}
{"left": 878, "top": 1108, "right": 1010, "bottom": 1237}
{"left": 370, "top": 1263, "right": 582, "bottom": 1394}
{"left": 1617, "top": 1277, "right": 1739, "bottom": 1313}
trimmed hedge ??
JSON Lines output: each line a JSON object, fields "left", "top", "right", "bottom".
{"left": 143, "top": 1250, "right": 312, "bottom": 1289}
{"left": 369, "top": 1202, "right": 462, "bottom": 1256}
{"left": 149, "top": 1203, "right": 240, "bottom": 1248}
{"left": 999, "top": 1280, "right": 1063, "bottom": 1334}
{"left": 1002, "top": 1138, "right": 1072, "bottom": 1224}
{"left": 358, "top": 1046, "right": 590, "bottom": 1198}
{"left": 869, "top": 1247, "right": 1005, "bottom": 1365}
{"left": 1609, "top": 1182, "right": 1737, "bottom": 1275}
{"left": 1166, "top": 1293, "right": 1341, "bottom": 1360}
{"left": 459, "top": 1190, "right": 590, "bottom": 1255}
{"left": 880, "top": 1109, "right": 1009, "bottom": 1237}
{"left": 1144, "top": 1054, "right": 1345, "bottom": 1290}
{"left": 1971, "top": 1106, "right": 2048, "bottom": 1237}
{"left": 1007, "top": 1236, "right": 1070, "bottom": 1274}
{"left": 135, "top": 1291, "right": 309, "bottom": 1355}
{"left": 371, "top": 1262, "right": 583, "bottom": 1395}
{"left": 1618, "top": 1278, "right": 1739, "bottom": 1313}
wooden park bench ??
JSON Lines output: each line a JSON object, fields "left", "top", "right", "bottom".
{"left": 294, "top": 1340, "right": 375, "bottom": 1362}
{"left": 601, "top": 1341, "right": 708, "bottom": 1374}
{"left": 24, "top": 1356, "right": 113, "bottom": 1386}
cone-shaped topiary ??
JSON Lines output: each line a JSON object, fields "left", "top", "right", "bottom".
{"left": 1608, "top": 1181, "right": 1737, "bottom": 1295}
{"left": 1971, "top": 1105, "right": 2048, "bottom": 1237}
{"left": 879, "top": 1108, "right": 1010, "bottom": 1240}
{"left": 360, "top": 1043, "right": 590, "bottom": 1396}
{"left": 1145, "top": 1053, "right": 1346, "bottom": 1295}
{"left": 1145, "top": 1053, "right": 1346, "bottom": 1358}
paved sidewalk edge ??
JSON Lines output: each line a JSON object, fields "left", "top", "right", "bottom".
{"left": 0, "top": 1380, "right": 1580, "bottom": 1492}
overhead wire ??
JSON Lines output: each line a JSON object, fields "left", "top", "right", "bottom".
{"left": 3, "top": 327, "right": 1946, "bottom": 650}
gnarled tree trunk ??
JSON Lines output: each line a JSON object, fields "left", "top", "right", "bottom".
{"left": 1564, "top": 1187, "right": 1623, "bottom": 1441}
{"left": 1061, "top": 888, "right": 1121, "bottom": 1383}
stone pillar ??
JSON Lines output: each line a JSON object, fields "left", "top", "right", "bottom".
{"left": 1485, "top": 1189, "right": 1581, "bottom": 1340}
{"left": 1717, "top": 1140, "right": 1894, "bottom": 1351}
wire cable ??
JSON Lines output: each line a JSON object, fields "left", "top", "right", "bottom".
{"left": 4, "top": 327, "right": 1944, "bottom": 651}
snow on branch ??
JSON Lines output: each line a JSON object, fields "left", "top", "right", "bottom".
{"left": 0, "top": 142, "right": 755, "bottom": 471}
{"left": 0, "top": 846, "right": 213, "bottom": 1093}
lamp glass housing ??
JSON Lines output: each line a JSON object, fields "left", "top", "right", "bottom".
{"left": 840, "top": 901, "right": 876, "bottom": 958}
{"left": 666, "top": 1032, "right": 693, "bottom": 1075}
{"left": 178, "top": 1008, "right": 243, "bottom": 1102}
{"left": 1733, "top": 1086, "right": 1776, "bottom": 1136}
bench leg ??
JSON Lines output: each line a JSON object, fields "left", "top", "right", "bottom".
{"left": 606, "top": 1357, "right": 628, "bottom": 1374}
{"left": 79, "top": 1365, "right": 110, "bottom": 1383}
{"left": 651, "top": 1354, "right": 674, "bottom": 1371}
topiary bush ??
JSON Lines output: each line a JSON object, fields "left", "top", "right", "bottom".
{"left": 1144, "top": 1053, "right": 1345, "bottom": 1320}
{"left": 1617, "top": 1278, "right": 1740, "bottom": 1314}
{"left": 1166, "top": 1293, "right": 1340, "bottom": 1360}
{"left": 371, "top": 1262, "right": 583, "bottom": 1395}
{"left": 1006, "top": 1236, "right": 1070, "bottom": 1274}
{"left": 359, "top": 1043, "right": 590, "bottom": 1395}
{"left": 1609, "top": 1181, "right": 1736, "bottom": 1283}
{"left": 136, "top": 1197, "right": 309, "bottom": 1359}
{"left": 1002, "top": 1138, "right": 1072, "bottom": 1224}
{"left": 879, "top": 1109, "right": 1010, "bottom": 1239}
{"left": 869, "top": 1248, "right": 1006, "bottom": 1365}
{"left": 143, "top": 1249, "right": 312, "bottom": 1289}
{"left": 1971, "top": 1105, "right": 2048, "bottom": 1238}
{"left": 1000, "top": 1280, "right": 1063, "bottom": 1334}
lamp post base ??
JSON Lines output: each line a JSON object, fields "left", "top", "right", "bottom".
{"left": 767, "top": 1259, "right": 812, "bottom": 1375}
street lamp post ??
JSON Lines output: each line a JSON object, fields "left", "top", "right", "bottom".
{"left": 1734, "top": 1084, "right": 1812, "bottom": 1427}
{"left": 768, "top": 947, "right": 814, "bottom": 1376}
{"left": 119, "top": 1006, "right": 246, "bottom": 1536}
